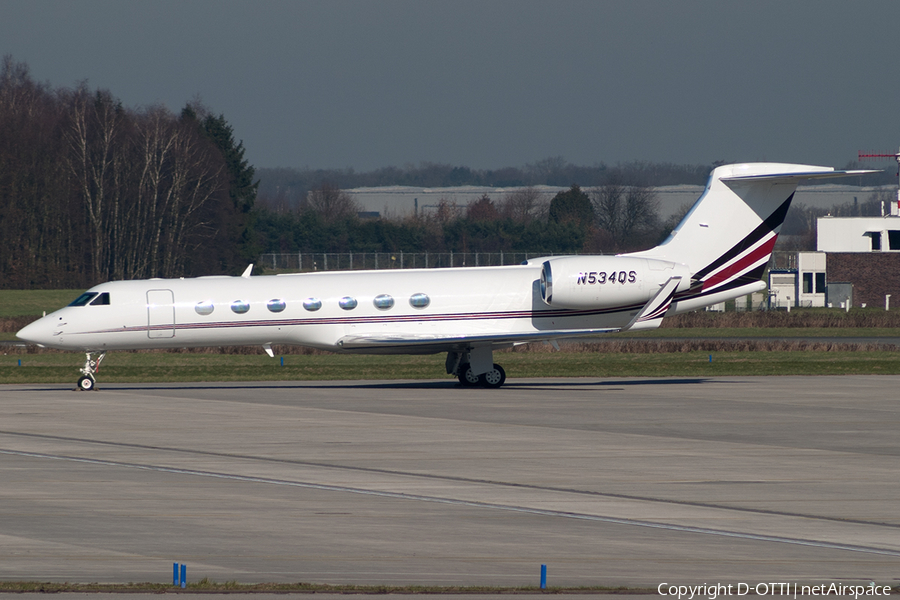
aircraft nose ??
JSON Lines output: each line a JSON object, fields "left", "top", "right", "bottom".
{"left": 16, "top": 317, "right": 54, "bottom": 346}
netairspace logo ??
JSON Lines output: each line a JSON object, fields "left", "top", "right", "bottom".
{"left": 658, "top": 583, "right": 893, "bottom": 599}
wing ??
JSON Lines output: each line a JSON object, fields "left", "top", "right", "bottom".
{"left": 336, "top": 276, "right": 684, "bottom": 353}
{"left": 336, "top": 327, "right": 621, "bottom": 354}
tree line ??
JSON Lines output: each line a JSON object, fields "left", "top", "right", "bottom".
{"left": 255, "top": 181, "right": 671, "bottom": 263}
{"left": 253, "top": 175, "right": 895, "bottom": 269}
{"left": 0, "top": 57, "right": 256, "bottom": 289}
{"left": 3, "top": 56, "right": 892, "bottom": 288}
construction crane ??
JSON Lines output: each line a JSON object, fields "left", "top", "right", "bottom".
{"left": 858, "top": 149, "right": 900, "bottom": 216}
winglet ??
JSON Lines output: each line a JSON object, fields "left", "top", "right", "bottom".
{"left": 623, "top": 276, "right": 681, "bottom": 332}
{"left": 241, "top": 264, "right": 253, "bottom": 278}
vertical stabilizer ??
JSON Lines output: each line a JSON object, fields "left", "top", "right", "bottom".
{"left": 627, "top": 163, "right": 871, "bottom": 298}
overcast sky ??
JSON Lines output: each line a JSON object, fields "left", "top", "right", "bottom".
{"left": 3, "top": 0, "right": 899, "bottom": 172}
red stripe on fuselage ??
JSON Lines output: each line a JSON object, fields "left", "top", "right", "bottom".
{"left": 702, "top": 235, "right": 777, "bottom": 291}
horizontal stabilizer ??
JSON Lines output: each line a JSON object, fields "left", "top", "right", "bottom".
{"left": 721, "top": 169, "right": 877, "bottom": 183}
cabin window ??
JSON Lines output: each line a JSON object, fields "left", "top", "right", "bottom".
{"left": 373, "top": 294, "right": 394, "bottom": 310}
{"left": 339, "top": 296, "right": 358, "bottom": 310}
{"left": 303, "top": 298, "right": 322, "bottom": 311}
{"left": 195, "top": 301, "right": 214, "bottom": 316}
{"left": 267, "top": 299, "right": 286, "bottom": 313}
{"left": 89, "top": 292, "right": 110, "bottom": 306}
{"left": 231, "top": 300, "right": 250, "bottom": 314}
{"left": 68, "top": 292, "right": 98, "bottom": 307}
{"left": 409, "top": 293, "right": 430, "bottom": 308}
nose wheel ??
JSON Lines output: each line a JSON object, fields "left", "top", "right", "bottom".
{"left": 77, "top": 352, "right": 105, "bottom": 391}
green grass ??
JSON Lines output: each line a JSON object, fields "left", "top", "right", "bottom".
{"left": 614, "top": 327, "right": 900, "bottom": 339}
{"left": 0, "top": 289, "right": 81, "bottom": 317}
{"left": 0, "top": 580, "right": 894, "bottom": 594}
{"left": 3, "top": 348, "right": 900, "bottom": 385}
{"left": 0, "top": 580, "right": 649, "bottom": 593}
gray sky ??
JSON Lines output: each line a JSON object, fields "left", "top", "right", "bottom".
{"left": 3, "top": 0, "right": 899, "bottom": 171}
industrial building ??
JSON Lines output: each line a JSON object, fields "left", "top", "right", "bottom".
{"left": 768, "top": 195, "right": 900, "bottom": 310}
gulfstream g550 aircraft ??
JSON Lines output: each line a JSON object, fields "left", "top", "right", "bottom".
{"left": 18, "top": 163, "right": 873, "bottom": 390}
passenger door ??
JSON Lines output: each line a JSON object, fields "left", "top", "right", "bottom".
{"left": 147, "top": 289, "right": 175, "bottom": 339}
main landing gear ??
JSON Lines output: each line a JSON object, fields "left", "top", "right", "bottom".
{"left": 447, "top": 350, "right": 507, "bottom": 389}
{"left": 77, "top": 352, "right": 106, "bottom": 391}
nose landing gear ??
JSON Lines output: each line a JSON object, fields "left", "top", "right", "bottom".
{"left": 77, "top": 352, "right": 106, "bottom": 391}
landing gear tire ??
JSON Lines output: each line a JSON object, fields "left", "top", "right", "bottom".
{"left": 457, "top": 363, "right": 481, "bottom": 386}
{"left": 479, "top": 364, "right": 506, "bottom": 389}
{"left": 76, "top": 352, "right": 105, "bottom": 391}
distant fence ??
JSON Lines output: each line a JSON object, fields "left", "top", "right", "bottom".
{"left": 258, "top": 252, "right": 569, "bottom": 272}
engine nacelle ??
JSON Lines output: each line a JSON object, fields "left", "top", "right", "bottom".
{"left": 540, "top": 256, "right": 691, "bottom": 309}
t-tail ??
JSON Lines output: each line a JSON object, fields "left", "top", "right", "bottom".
{"left": 626, "top": 163, "right": 874, "bottom": 312}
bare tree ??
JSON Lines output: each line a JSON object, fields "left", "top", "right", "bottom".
{"left": 63, "top": 85, "right": 127, "bottom": 282}
{"left": 431, "top": 197, "right": 461, "bottom": 224}
{"left": 129, "top": 106, "right": 226, "bottom": 278}
{"left": 305, "top": 183, "right": 359, "bottom": 223}
{"left": 590, "top": 183, "right": 660, "bottom": 252}
{"left": 498, "top": 187, "right": 545, "bottom": 223}
{"left": 466, "top": 194, "right": 499, "bottom": 222}
{"left": 0, "top": 56, "right": 80, "bottom": 287}
{"left": 0, "top": 57, "right": 250, "bottom": 286}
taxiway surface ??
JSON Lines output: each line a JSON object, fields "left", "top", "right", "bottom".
{"left": 1, "top": 376, "right": 898, "bottom": 587}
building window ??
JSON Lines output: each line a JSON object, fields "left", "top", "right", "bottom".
{"left": 890, "top": 230, "right": 900, "bottom": 251}
{"left": 802, "top": 273, "right": 813, "bottom": 294}
{"left": 868, "top": 231, "right": 882, "bottom": 251}
{"left": 815, "top": 272, "right": 826, "bottom": 294}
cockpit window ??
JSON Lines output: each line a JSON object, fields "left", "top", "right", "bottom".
{"left": 68, "top": 292, "right": 98, "bottom": 307}
{"left": 89, "top": 292, "right": 110, "bottom": 306}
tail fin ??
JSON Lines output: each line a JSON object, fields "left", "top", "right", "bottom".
{"left": 628, "top": 163, "right": 872, "bottom": 298}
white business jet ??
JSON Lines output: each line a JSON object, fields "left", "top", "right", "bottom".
{"left": 18, "top": 163, "right": 872, "bottom": 390}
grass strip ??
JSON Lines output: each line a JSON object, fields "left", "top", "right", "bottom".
{"left": 612, "top": 327, "right": 900, "bottom": 339}
{"left": 0, "top": 289, "right": 81, "bottom": 317}
{"left": 0, "top": 579, "right": 653, "bottom": 594}
{"left": 1, "top": 580, "right": 896, "bottom": 594}
{"left": 3, "top": 349, "right": 900, "bottom": 384}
